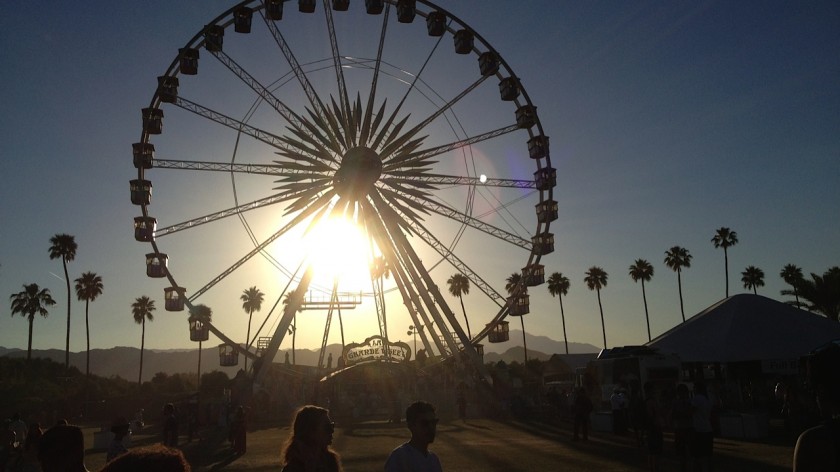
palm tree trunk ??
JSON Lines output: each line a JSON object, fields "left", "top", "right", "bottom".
{"left": 84, "top": 301, "right": 91, "bottom": 419}
{"left": 677, "top": 271, "right": 686, "bottom": 322}
{"left": 597, "top": 289, "right": 607, "bottom": 348}
{"left": 459, "top": 296, "right": 471, "bottom": 339}
{"left": 753, "top": 286, "right": 757, "bottom": 295}
{"left": 245, "top": 309, "right": 253, "bottom": 372}
{"left": 520, "top": 316, "right": 528, "bottom": 363}
{"left": 724, "top": 248, "right": 729, "bottom": 298}
{"left": 63, "top": 258, "right": 71, "bottom": 368}
{"left": 642, "top": 280, "right": 651, "bottom": 342}
{"left": 198, "top": 341, "right": 203, "bottom": 391}
{"left": 794, "top": 288, "right": 800, "bottom": 309}
{"left": 85, "top": 302, "right": 91, "bottom": 378}
{"left": 292, "top": 313, "right": 296, "bottom": 365}
{"left": 27, "top": 316, "right": 34, "bottom": 361}
{"left": 559, "top": 297, "right": 569, "bottom": 355}
{"left": 139, "top": 319, "right": 146, "bottom": 386}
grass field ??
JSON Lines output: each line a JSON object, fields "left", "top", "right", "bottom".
{"left": 81, "top": 416, "right": 795, "bottom": 471}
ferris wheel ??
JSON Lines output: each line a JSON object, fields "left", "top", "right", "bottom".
{"left": 131, "top": 0, "right": 556, "bottom": 380}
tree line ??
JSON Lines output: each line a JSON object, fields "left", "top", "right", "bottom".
{"left": 448, "top": 227, "right": 839, "bottom": 358}
{"left": 7, "top": 228, "right": 840, "bottom": 381}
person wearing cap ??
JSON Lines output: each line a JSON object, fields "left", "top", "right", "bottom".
{"left": 793, "top": 340, "right": 840, "bottom": 472}
{"left": 107, "top": 417, "right": 131, "bottom": 462}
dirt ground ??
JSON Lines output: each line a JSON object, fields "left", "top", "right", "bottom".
{"left": 82, "top": 416, "right": 795, "bottom": 472}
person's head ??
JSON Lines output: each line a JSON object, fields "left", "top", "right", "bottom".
{"left": 100, "top": 444, "right": 190, "bottom": 471}
{"left": 163, "top": 403, "right": 175, "bottom": 415}
{"left": 111, "top": 416, "right": 131, "bottom": 439}
{"left": 405, "top": 401, "right": 438, "bottom": 447}
{"left": 804, "top": 340, "right": 840, "bottom": 415}
{"left": 38, "top": 425, "right": 85, "bottom": 472}
{"left": 290, "top": 405, "right": 334, "bottom": 449}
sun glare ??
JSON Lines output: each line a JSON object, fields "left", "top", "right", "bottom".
{"left": 306, "top": 216, "right": 372, "bottom": 292}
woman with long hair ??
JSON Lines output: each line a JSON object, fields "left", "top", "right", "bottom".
{"left": 281, "top": 405, "right": 342, "bottom": 472}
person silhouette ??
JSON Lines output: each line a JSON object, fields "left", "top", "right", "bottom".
{"left": 385, "top": 401, "right": 442, "bottom": 472}
{"left": 281, "top": 405, "right": 342, "bottom": 472}
{"left": 37, "top": 424, "right": 89, "bottom": 472}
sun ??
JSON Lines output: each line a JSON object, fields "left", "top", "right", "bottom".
{"left": 305, "top": 215, "right": 372, "bottom": 292}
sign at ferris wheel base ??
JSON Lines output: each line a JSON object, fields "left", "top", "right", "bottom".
{"left": 342, "top": 336, "right": 411, "bottom": 366}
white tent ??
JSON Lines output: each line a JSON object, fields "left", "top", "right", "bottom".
{"left": 647, "top": 294, "right": 840, "bottom": 363}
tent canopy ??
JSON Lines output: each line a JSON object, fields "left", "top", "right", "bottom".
{"left": 646, "top": 294, "right": 840, "bottom": 363}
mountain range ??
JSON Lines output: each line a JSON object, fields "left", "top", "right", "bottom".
{"left": 0, "top": 330, "right": 599, "bottom": 381}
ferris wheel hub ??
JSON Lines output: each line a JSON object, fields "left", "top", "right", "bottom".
{"left": 333, "top": 146, "right": 382, "bottom": 200}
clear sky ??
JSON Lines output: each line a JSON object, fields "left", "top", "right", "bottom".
{"left": 1, "top": 1, "right": 838, "bottom": 359}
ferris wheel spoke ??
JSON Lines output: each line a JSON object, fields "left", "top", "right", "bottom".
{"left": 259, "top": 9, "right": 330, "bottom": 128}
{"left": 378, "top": 186, "right": 531, "bottom": 249}
{"left": 379, "top": 75, "right": 490, "bottom": 161}
{"left": 188, "top": 191, "right": 335, "bottom": 303}
{"left": 172, "top": 97, "right": 305, "bottom": 156}
{"left": 322, "top": 3, "right": 353, "bottom": 143}
{"left": 383, "top": 173, "right": 536, "bottom": 189}
{"left": 151, "top": 158, "right": 326, "bottom": 179}
{"left": 155, "top": 189, "right": 310, "bottom": 238}
{"left": 383, "top": 124, "right": 521, "bottom": 170}
{"left": 360, "top": 3, "right": 391, "bottom": 146}
{"left": 385, "top": 17, "right": 449, "bottom": 141}
{"left": 208, "top": 49, "right": 328, "bottom": 150}
{"left": 374, "top": 190, "right": 507, "bottom": 307}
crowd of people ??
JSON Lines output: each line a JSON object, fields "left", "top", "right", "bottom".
{"left": 0, "top": 400, "right": 444, "bottom": 472}
{"left": 4, "top": 341, "right": 840, "bottom": 472}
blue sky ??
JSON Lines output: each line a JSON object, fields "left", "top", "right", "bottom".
{"left": 1, "top": 1, "right": 838, "bottom": 359}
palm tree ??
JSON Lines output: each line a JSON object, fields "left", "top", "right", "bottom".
{"left": 74, "top": 272, "right": 103, "bottom": 379}
{"left": 711, "top": 227, "right": 738, "bottom": 298}
{"left": 447, "top": 273, "right": 471, "bottom": 339}
{"left": 283, "top": 290, "right": 303, "bottom": 364}
{"left": 741, "top": 266, "right": 765, "bottom": 294}
{"left": 783, "top": 267, "right": 840, "bottom": 320}
{"left": 10, "top": 284, "right": 56, "bottom": 360}
{"left": 131, "top": 296, "right": 156, "bottom": 385}
{"left": 628, "top": 259, "right": 654, "bottom": 342}
{"left": 664, "top": 246, "right": 692, "bottom": 322}
{"left": 505, "top": 272, "right": 528, "bottom": 362}
{"left": 48, "top": 233, "right": 77, "bottom": 368}
{"left": 189, "top": 304, "right": 212, "bottom": 391}
{"left": 780, "top": 264, "right": 804, "bottom": 308}
{"left": 584, "top": 267, "right": 609, "bottom": 349}
{"left": 240, "top": 286, "right": 264, "bottom": 372}
{"left": 546, "top": 272, "right": 571, "bottom": 354}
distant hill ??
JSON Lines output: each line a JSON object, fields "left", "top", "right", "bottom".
{"left": 0, "top": 331, "right": 598, "bottom": 381}
{"left": 481, "top": 329, "right": 600, "bottom": 356}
